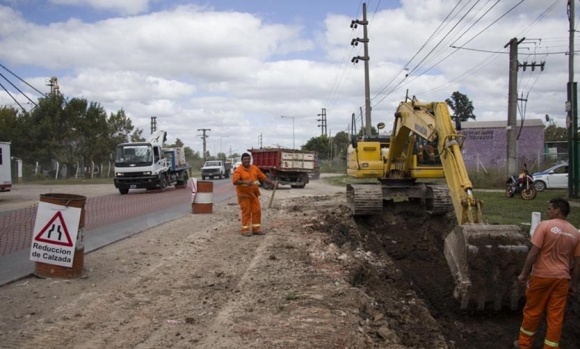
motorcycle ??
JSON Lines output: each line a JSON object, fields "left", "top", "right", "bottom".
{"left": 505, "top": 164, "right": 537, "bottom": 200}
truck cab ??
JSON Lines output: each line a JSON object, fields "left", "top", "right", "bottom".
{"left": 113, "top": 130, "right": 190, "bottom": 194}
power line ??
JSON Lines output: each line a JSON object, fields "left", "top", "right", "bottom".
{"left": 371, "top": 0, "right": 467, "bottom": 101}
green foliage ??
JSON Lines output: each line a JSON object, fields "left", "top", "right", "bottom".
{"left": 445, "top": 91, "right": 476, "bottom": 122}
{"left": 332, "top": 131, "right": 350, "bottom": 160}
{"left": 357, "top": 126, "right": 378, "bottom": 137}
{"left": 544, "top": 123, "right": 568, "bottom": 142}
{"left": 319, "top": 159, "right": 346, "bottom": 173}
{"left": 303, "top": 135, "right": 330, "bottom": 160}
{"left": 1, "top": 93, "right": 146, "bottom": 177}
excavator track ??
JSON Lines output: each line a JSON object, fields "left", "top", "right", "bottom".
{"left": 346, "top": 184, "right": 383, "bottom": 216}
{"left": 425, "top": 184, "right": 453, "bottom": 215}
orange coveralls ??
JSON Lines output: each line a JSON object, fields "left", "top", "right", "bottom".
{"left": 518, "top": 219, "right": 580, "bottom": 349}
{"left": 232, "top": 164, "right": 267, "bottom": 234}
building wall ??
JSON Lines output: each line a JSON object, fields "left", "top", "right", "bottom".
{"left": 460, "top": 126, "right": 544, "bottom": 172}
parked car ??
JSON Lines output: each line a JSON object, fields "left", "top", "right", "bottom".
{"left": 532, "top": 162, "right": 568, "bottom": 192}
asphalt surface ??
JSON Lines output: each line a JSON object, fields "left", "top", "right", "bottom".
{"left": 0, "top": 180, "right": 236, "bottom": 286}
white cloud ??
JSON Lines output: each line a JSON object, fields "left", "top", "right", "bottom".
{"left": 0, "top": 0, "right": 576, "bottom": 157}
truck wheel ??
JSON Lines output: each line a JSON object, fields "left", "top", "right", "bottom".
{"left": 176, "top": 172, "right": 188, "bottom": 189}
{"left": 159, "top": 175, "right": 168, "bottom": 190}
{"left": 119, "top": 188, "right": 129, "bottom": 195}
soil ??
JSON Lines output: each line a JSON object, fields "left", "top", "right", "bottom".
{"left": 1, "top": 179, "right": 580, "bottom": 348}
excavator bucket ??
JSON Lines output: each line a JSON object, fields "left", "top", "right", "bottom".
{"left": 444, "top": 224, "right": 529, "bottom": 311}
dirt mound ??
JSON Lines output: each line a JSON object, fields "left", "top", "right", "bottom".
{"left": 314, "top": 201, "right": 580, "bottom": 349}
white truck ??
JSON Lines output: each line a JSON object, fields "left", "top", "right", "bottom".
{"left": 113, "top": 130, "right": 191, "bottom": 194}
{"left": 201, "top": 160, "right": 231, "bottom": 180}
{"left": 0, "top": 141, "right": 11, "bottom": 192}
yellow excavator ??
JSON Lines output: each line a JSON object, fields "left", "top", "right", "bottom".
{"left": 347, "top": 96, "right": 529, "bottom": 311}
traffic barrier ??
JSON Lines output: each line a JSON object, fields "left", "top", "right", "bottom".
{"left": 192, "top": 180, "right": 213, "bottom": 214}
{"left": 34, "top": 193, "right": 86, "bottom": 279}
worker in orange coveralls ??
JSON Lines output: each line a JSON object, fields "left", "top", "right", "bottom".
{"left": 514, "top": 198, "right": 580, "bottom": 349}
{"left": 232, "top": 153, "right": 276, "bottom": 236}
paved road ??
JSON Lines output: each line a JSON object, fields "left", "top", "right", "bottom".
{"left": 0, "top": 179, "right": 236, "bottom": 286}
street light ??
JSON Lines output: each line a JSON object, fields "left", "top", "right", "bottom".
{"left": 280, "top": 115, "right": 295, "bottom": 149}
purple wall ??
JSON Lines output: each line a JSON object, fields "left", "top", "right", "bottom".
{"left": 459, "top": 125, "right": 544, "bottom": 172}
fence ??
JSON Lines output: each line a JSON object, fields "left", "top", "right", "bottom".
{"left": 0, "top": 188, "right": 189, "bottom": 257}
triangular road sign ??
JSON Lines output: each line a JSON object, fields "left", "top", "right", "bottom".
{"left": 33, "top": 211, "right": 74, "bottom": 247}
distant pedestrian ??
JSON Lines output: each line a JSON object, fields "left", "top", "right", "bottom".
{"left": 515, "top": 198, "right": 580, "bottom": 349}
{"left": 231, "top": 153, "right": 276, "bottom": 236}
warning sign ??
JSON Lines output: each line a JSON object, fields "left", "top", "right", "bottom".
{"left": 29, "top": 201, "right": 81, "bottom": 267}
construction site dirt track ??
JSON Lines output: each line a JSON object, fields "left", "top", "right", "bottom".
{"left": 0, "top": 179, "right": 579, "bottom": 348}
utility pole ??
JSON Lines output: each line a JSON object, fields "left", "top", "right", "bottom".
{"left": 258, "top": 133, "right": 263, "bottom": 149}
{"left": 317, "top": 108, "right": 327, "bottom": 136}
{"left": 351, "top": 2, "right": 371, "bottom": 137}
{"left": 504, "top": 37, "right": 525, "bottom": 177}
{"left": 150, "top": 116, "right": 157, "bottom": 134}
{"left": 197, "top": 128, "right": 211, "bottom": 160}
{"left": 47, "top": 77, "right": 60, "bottom": 96}
{"left": 567, "top": 0, "right": 578, "bottom": 198}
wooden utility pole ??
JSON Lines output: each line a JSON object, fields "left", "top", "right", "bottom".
{"left": 351, "top": 3, "right": 371, "bottom": 137}
{"left": 197, "top": 128, "right": 211, "bottom": 160}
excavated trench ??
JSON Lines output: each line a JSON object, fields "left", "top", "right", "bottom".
{"left": 316, "top": 202, "right": 580, "bottom": 349}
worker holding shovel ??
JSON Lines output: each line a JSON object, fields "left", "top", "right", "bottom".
{"left": 232, "top": 153, "right": 277, "bottom": 236}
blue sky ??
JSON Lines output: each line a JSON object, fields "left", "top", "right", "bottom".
{"left": 0, "top": 0, "right": 575, "bottom": 157}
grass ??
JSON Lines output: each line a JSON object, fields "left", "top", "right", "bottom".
{"left": 474, "top": 190, "right": 580, "bottom": 226}
{"left": 322, "top": 176, "right": 580, "bottom": 228}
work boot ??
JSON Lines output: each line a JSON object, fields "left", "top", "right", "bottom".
{"left": 241, "top": 231, "right": 252, "bottom": 237}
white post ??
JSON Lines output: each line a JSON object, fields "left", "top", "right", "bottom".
{"left": 529, "top": 212, "right": 541, "bottom": 238}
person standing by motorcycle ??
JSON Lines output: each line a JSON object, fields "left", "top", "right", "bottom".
{"left": 514, "top": 198, "right": 580, "bottom": 349}
{"left": 518, "top": 166, "right": 530, "bottom": 188}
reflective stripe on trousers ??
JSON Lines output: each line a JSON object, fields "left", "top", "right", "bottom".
{"left": 518, "top": 276, "right": 568, "bottom": 349}
{"left": 238, "top": 195, "right": 261, "bottom": 232}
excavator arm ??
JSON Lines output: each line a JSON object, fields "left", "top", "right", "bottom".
{"left": 390, "top": 99, "right": 483, "bottom": 225}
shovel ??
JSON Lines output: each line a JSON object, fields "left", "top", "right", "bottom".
{"left": 268, "top": 181, "right": 278, "bottom": 209}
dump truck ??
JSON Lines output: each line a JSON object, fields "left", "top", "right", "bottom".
{"left": 248, "top": 148, "right": 316, "bottom": 189}
{"left": 347, "top": 96, "right": 529, "bottom": 311}
{"left": 113, "top": 130, "right": 191, "bottom": 194}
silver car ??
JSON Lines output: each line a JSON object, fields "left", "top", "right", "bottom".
{"left": 532, "top": 162, "right": 568, "bottom": 191}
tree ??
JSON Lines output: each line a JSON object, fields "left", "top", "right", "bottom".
{"left": 303, "top": 135, "right": 331, "bottom": 160}
{"left": 332, "top": 131, "right": 350, "bottom": 159}
{"left": 445, "top": 91, "right": 476, "bottom": 122}
{"left": 544, "top": 123, "right": 568, "bottom": 142}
